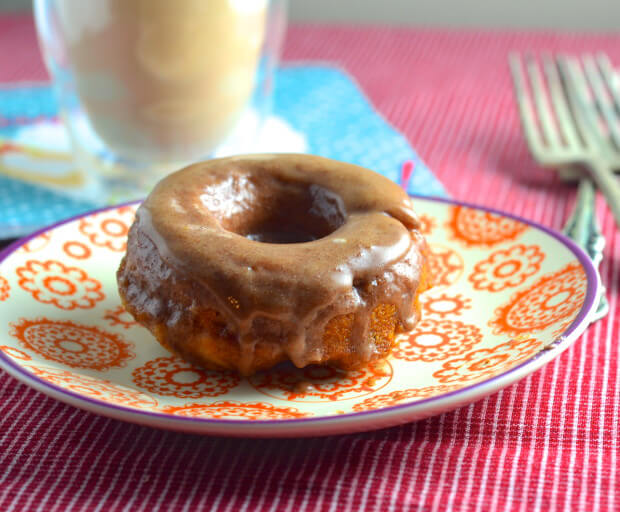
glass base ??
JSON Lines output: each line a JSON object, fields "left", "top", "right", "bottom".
{"left": 66, "top": 106, "right": 268, "bottom": 204}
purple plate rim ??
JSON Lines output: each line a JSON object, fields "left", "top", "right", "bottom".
{"left": 0, "top": 195, "right": 600, "bottom": 427}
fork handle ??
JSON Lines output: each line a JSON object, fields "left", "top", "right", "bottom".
{"left": 585, "top": 159, "right": 620, "bottom": 229}
{"left": 562, "top": 176, "right": 609, "bottom": 319}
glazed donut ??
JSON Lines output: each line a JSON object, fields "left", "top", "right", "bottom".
{"left": 117, "top": 154, "right": 432, "bottom": 375}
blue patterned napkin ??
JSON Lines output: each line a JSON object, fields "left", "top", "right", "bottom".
{"left": 0, "top": 65, "right": 446, "bottom": 238}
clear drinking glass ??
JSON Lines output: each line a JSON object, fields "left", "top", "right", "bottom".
{"left": 34, "top": 0, "right": 287, "bottom": 202}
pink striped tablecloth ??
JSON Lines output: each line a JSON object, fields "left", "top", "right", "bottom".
{"left": 1, "top": 14, "right": 619, "bottom": 512}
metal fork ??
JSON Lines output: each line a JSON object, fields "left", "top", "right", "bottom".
{"left": 557, "top": 55, "right": 620, "bottom": 181}
{"left": 509, "top": 53, "right": 611, "bottom": 320}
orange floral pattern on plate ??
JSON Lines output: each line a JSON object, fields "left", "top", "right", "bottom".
{"left": 62, "top": 241, "right": 92, "bottom": 260}
{"left": 433, "top": 337, "right": 543, "bottom": 384}
{"left": 0, "top": 275, "right": 9, "bottom": 301}
{"left": 0, "top": 199, "right": 594, "bottom": 426}
{"left": 490, "top": 263, "right": 587, "bottom": 336}
{"left": 428, "top": 244, "right": 464, "bottom": 286}
{"left": 78, "top": 205, "right": 136, "bottom": 252}
{"left": 393, "top": 318, "right": 482, "bottom": 362}
{"left": 132, "top": 356, "right": 240, "bottom": 398}
{"left": 417, "top": 214, "right": 436, "bottom": 235}
{"left": 0, "top": 345, "right": 31, "bottom": 361}
{"left": 162, "top": 401, "right": 311, "bottom": 420}
{"left": 10, "top": 318, "right": 134, "bottom": 370}
{"left": 16, "top": 260, "right": 104, "bottom": 310}
{"left": 422, "top": 293, "right": 471, "bottom": 319}
{"left": 469, "top": 244, "right": 544, "bottom": 292}
{"left": 26, "top": 365, "right": 158, "bottom": 408}
{"left": 19, "top": 233, "right": 51, "bottom": 253}
{"left": 249, "top": 361, "right": 393, "bottom": 402}
{"left": 352, "top": 384, "right": 462, "bottom": 411}
{"left": 447, "top": 206, "right": 529, "bottom": 247}
{"left": 104, "top": 305, "right": 138, "bottom": 329}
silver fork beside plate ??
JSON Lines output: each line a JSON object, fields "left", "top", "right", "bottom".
{"left": 509, "top": 52, "right": 620, "bottom": 321}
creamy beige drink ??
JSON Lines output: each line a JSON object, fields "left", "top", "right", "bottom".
{"left": 56, "top": 0, "right": 267, "bottom": 162}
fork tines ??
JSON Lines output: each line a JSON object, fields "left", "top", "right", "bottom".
{"left": 510, "top": 52, "right": 620, "bottom": 227}
{"left": 510, "top": 52, "right": 620, "bottom": 163}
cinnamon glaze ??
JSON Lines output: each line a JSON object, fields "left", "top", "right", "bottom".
{"left": 117, "top": 154, "right": 431, "bottom": 375}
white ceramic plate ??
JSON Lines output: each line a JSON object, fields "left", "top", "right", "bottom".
{"left": 0, "top": 197, "right": 599, "bottom": 437}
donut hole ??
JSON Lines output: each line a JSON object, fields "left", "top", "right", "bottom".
{"left": 201, "top": 175, "right": 347, "bottom": 244}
